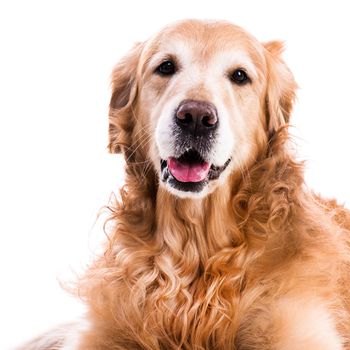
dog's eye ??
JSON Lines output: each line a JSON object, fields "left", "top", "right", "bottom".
{"left": 156, "top": 60, "right": 176, "bottom": 76}
{"left": 230, "top": 69, "right": 250, "bottom": 85}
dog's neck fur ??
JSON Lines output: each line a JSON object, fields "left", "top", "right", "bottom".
{"left": 155, "top": 185, "right": 235, "bottom": 261}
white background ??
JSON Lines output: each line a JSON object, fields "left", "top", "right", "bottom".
{"left": 1, "top": 1, "right": 350, "bottom": 348}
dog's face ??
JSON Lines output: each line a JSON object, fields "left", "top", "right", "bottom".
{"left": 109, "top": 20, "right": 296, "bottom": 198}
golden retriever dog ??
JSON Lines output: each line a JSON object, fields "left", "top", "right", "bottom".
{"left": 22, "top": 19, "right": 350, "bottom": 350}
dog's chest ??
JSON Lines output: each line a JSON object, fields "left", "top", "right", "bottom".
{"left": 137, "top": 267, "right": 245, "bottom": 348}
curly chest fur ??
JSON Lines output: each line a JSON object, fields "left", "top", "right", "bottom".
{"left": 112, "top": 246, "right": 248, "bottom": 349}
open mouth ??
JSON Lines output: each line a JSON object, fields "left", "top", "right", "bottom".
{"left": 160, "top": 149, "right": 231, "bottom": 193}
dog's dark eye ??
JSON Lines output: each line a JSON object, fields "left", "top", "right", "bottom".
{"left": 156, "top": 60, "right": 176, "bottom": 76}
{"left": 230, "top": 69, "right": 250, "bottom": 85}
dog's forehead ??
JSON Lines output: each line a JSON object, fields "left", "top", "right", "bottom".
{"left": 143, "top": 20, "right": 265, "bottom": 73}
{"left": 141, "top": 20, "right": 265, "bottom": 77}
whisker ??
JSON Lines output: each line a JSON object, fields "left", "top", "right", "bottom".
{"left": 131, "top": 120, "right": 153, "bottom": 144}
{"left": 124, "top": 130, "right": 150, "bottom": 154}
{"left": 125, "top": 133, "right": 153, "bottom": 164}
{"left": 140, "top": 160, "right": 154, "bottom": 182}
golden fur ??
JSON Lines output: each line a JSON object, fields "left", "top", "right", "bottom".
{"left": 22, "top": 20, "right": 350, "bottom": 350}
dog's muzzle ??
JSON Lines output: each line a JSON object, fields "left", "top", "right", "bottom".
{"left": 160, "top": 99, "right": 231, "bottom": 194}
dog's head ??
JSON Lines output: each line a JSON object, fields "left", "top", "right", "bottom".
{"left": 108, "top": 20, "right": 297, "bottom": 198}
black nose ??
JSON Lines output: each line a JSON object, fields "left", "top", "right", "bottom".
{"left": 175, "top": 100, "right": 218, "bottom": 136}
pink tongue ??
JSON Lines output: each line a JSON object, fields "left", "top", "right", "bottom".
{"left": 167, "top": 158, "right": 211, "bottom": 183}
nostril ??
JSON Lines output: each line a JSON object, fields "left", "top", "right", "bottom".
{"left": 177, "top": 111, "right": 193, "bottom": 125}
{"left": 202, "top": 115, "right": 217, "bottom": 128}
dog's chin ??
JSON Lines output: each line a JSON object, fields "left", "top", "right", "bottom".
{"left": 160, "top": 149, "right": 231, "bottom": 199}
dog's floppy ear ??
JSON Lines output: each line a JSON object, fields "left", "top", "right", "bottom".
{"left": 263, "top": 41, "right": 297, "bottom": 136}
{"left": 108, "top": 42, "right": 144, "bottom": 153}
